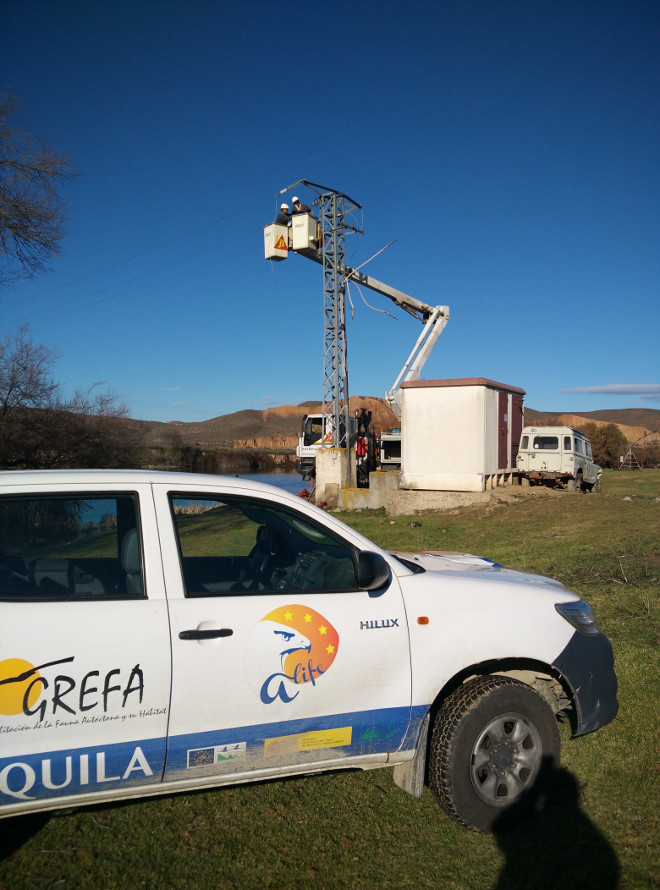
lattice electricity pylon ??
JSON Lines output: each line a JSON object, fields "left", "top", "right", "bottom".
{"left": 319, "top": 189, "right": 357, "bottom": 449}
{"left": 285, "top": 180, "right": 362, "bottom": 451}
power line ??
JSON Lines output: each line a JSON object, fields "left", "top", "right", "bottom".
{"left": 3, "top": 196, "right": 266, "bottom": 310}
{"left": 12, "top": 242, "right": 256, "bottom": 325}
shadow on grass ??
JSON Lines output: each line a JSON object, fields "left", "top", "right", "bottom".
{"left": 493, "top": 768, "right": 620, "bottom": 889}
{"left": 0, "top": 812, "right": 50, "bottom": 861}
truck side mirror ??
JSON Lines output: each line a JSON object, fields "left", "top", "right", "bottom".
{"left": 358, "top": 551, "right": 391, "bottom": 593}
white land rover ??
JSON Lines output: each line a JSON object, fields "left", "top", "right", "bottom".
{"left": 516, "top": 426, "right": 602, "bottom": 491}
{"left": 0, "top": 470, "right": 617, "bottom": 832}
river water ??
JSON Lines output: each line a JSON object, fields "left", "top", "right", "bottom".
{"left": 230, "top": 472, "right": 308, "bottom": 496}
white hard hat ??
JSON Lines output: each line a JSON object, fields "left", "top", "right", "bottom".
{"left": 292, "top": 196, "right": 299, "bottom": 202}
{"left": 281, "top": 203, "right": 289, "bottom": 209}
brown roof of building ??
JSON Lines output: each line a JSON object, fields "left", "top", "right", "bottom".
{"left": 400, "top": 377, "right": 526, "bottom": 395}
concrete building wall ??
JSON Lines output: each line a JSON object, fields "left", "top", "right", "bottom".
{"left": 400, "top": 378, "right": 525, "bottom": 492}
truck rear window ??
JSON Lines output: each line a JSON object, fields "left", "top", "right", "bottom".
{"left": 533, "top": 436, "right": 559, "bottom": 450}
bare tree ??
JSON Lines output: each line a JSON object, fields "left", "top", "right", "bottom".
{"left": 0, "top": 325, "right": 143, "bottom": 469}
{"left": 0, "top": 94, "right": 75, "bottom": 285}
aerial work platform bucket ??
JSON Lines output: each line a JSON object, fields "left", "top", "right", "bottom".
{"left": 291, "top": 213, "right": 319, "bottom": 251}
{"left": 264, "top": 223, "right": 289, "bottom": 261}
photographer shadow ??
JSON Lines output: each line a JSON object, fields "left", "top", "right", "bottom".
{"left": 493, "top": 767, "right": 620, "bottom": 889}
{"left": 0, "top": 811, "right": 50, "bottom": 861}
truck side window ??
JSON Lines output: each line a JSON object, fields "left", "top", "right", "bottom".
{"left": 170, "top": 494, "right": 359, "bottom": 597}
{"left": 574, "top": 438, "right": 583, "bottom": 454}
{"left": 564, "top": 436, "right": 571, "bottom": 450}
{"left": 520, "top": 436, "right": 529, "bottom": 449}
{"left": 0, "top": 493, "right": 142, "bottom": 600}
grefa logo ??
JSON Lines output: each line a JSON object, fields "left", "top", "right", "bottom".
{"left": 0, "top": 657, "right": 144, "bottom": 721}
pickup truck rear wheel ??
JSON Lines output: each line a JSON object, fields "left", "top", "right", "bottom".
{"left": 428, "top": 675, "right": 560, "bottom": 833}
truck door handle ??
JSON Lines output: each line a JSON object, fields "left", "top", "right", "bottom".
{"left": 179, "top": 628, "right": 233, "bottom": 640}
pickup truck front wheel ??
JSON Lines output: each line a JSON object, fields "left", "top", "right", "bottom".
{"left": 428, "top": 675, "right": 560, "bottom": 833}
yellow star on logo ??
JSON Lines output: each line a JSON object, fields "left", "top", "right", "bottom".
{"left": 304, "top": 613, "right": 312, "bottom": 623}
{"left": 325, "top": 643, "right": 335, "bottom": 654}
{"left": 285, "top": 610, "right": 293, "bottom": 621}
{"left": 318, "top": 625, "right": 327, "bottom": 635}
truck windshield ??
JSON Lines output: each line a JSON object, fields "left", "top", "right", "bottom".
{"left": 303, "top": 417, "right": 323, "bottom": 445}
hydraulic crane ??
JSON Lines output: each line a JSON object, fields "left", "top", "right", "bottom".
{"left": 264, "top": 180, "right": 449, "bottom": 483}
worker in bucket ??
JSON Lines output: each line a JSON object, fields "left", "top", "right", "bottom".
{"left": 292, "top": 196, "right": 311, "bottom": 214}
{"left": 276, "top": 203, "right": 291, "bottom": 225}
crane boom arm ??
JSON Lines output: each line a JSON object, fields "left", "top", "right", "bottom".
{"left": 298, "top": 246, "right": 449, "bottom": 420}
{"left": 298, "top": 247, "right": 440, "bottom": 322}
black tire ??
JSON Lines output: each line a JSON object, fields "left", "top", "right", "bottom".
{"left": 428, "top": 675, "right": 560, "bottom": 833}
{"left": 567, "top": 472, "right": 583, "bottom": 492}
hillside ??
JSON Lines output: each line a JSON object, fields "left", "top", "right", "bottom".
{"left": 135, "top": 401, "right": 660, "bottom": 453}
{"left": 524, "top": 407, "right": 660, "bottom": 432}
{"left": 524, "top": 407, "right": 660, "bottom": 444}
{"left": 138, "top": 397, "right": 400, "bottom": 451}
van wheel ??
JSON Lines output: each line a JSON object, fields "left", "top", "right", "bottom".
{"left": 568, "top": 472, "right": 583, "bottom": 492}
{"left": 428, "top": 675, "right": 560, "bottom": 833}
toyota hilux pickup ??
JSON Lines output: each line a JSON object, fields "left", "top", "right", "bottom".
{"left": 0, "top": 470, "right": 617, "bottom": 832}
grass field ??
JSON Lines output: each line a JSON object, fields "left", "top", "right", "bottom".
{"left": 1, "top": 470, "right": 658, "bottom": 889}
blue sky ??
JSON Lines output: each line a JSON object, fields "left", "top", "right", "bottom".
{"left": 3, "top": 0, "right": 658, "bottom": 423}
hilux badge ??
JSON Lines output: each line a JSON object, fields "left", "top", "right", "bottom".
{"left": 359, "top": 618, "right": 399, "bottom": 630}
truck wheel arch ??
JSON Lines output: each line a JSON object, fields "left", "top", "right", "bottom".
{"left": 393, "top": 661, "right": 574, "bottom": 806}
{"left": 427, "top": 675, "right": 561, "bottom": 832}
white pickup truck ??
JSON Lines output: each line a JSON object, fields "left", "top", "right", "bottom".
{"left": 0, "top": 470, "right": 617, "bottom": 832}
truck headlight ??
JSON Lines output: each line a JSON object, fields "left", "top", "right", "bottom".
{"left": 555, "top": 600, "right": 601, "bottom": 636}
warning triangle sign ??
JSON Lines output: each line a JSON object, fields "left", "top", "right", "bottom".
{"left": 274, "top": 235, "right": 288, "bottom": 251}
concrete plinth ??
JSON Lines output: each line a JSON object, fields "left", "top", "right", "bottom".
{"left": 315, "top": 447, "right": 355, "bottom": 508}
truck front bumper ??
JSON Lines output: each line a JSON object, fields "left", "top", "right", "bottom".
{"left": 552, "top": 631, "right": 618, "bottom": 736}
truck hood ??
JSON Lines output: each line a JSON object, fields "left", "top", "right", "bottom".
{"left": 394, "top": 550, "right": 569, "bottom": 592}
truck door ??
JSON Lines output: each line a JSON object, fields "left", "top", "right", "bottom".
{"left": 517, "top": 433, "right": 531, "bottom": 472}
{"left": 0, "top": 486, "right": 171, "bottom": 815}
{"left": 153, "top": 484, "right": 412, "bottom": 784}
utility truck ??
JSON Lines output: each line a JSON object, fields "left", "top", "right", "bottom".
{"left": 296, "top": 412, "right": 358, "bottom": 480}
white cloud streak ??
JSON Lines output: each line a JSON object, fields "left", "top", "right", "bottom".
{"left": 558, "top": 384, "right": 660, "bottom": 395}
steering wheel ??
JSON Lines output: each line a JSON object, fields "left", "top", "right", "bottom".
{"left": 247, "top": 529, "right": 274, "bottom": 589}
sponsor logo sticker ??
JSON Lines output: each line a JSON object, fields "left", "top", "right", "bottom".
{"left": 264, "top": 727, "right": 352, "bottom": 756}
{"left": 187, "top": 742, "right": 246, "bottom": 768}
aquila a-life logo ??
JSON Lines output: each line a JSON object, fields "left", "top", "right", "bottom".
{"left": 246, "top": 605, "right": 339, "bottom": 704}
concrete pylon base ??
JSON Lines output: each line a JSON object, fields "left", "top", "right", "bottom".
{"left": 315, "top": 448, "right": 355, "bottom": 507}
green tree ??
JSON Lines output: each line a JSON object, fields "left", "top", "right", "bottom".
{"left": 578, "top": 422, "right": 628, "bottom": 468}
{"left": 0, "top": 94, "right": 75, "bottom": 285}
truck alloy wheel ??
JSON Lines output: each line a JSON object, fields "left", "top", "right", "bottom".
{"left": 428, "top": 675, "right": 560, "bottom": 833}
